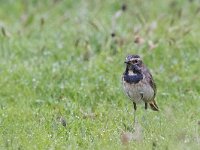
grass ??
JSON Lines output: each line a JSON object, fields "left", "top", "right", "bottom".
{"left": 0, "top": 0, "right": 200, "bottom": 149}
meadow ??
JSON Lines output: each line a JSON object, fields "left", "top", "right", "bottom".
{"left": 0, "top": 0, "right": 200, "bottom": 149}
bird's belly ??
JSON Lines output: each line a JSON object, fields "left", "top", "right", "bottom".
{"left": 123, "top": 81, "right": 154, "bottom": 103}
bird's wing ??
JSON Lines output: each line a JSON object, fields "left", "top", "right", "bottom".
{"left": 144, "top": 68, "right": 157, "bottom": 98}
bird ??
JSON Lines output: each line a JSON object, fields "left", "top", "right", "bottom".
{"left": 122, "top": 54, "right": 159, "bottom": 123}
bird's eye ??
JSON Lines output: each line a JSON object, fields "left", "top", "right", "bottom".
{"left": 134, "top": 60, "right": 138, "bottom": 63}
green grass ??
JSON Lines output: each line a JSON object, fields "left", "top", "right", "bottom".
{"left": 0, "top": 0, "right": 200, "bottom": 149}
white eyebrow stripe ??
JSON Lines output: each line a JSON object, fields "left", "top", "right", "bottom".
{"left": 130, "top": 58, "right": 141, "bottom": 61}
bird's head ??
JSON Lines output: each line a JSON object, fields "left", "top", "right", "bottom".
{"left": 124, "top": 54, "right": 143, "bottom": 73}
{"left": 124, "top": 54, "right": 143, "bottom": 66}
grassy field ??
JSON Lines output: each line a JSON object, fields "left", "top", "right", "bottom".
{"left": 0, "top": 0, "right": 200, "bottom": 149}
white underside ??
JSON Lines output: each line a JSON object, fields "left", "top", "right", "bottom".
{"left": 122, "top": 77, "right": 154, "bottom": 104}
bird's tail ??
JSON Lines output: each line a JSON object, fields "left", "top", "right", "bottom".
{"left": 149, "top": 100, "right": 159, "bottom": 111}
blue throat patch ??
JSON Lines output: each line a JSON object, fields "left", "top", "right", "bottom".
{"left": 124, "top": 74, "right": 143, "bottom": 84}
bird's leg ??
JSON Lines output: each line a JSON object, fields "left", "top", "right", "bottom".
{"left": 133, "top": 102, "right": 137, "bottom": 124}
{"left": 140, "top": 92, "right": 144, "bottom": 100}
{"left": 142, "top": 103, "right": 148, "bottom": 124}
{"left": 145, "top": 102, "right": 148, "bottom": 110}
{"left": 139, "top": 92, "right": 146, "bottom": 123}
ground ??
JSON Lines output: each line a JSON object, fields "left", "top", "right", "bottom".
{"left": 0, "top": 0, "right": 200, "bottom": 149}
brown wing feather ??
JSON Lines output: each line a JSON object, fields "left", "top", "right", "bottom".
{"left": 142, "top": 66, "right": 158, "bottom": 110}
{"left": 143, "top": 66, "right": 157, "bottom": 99}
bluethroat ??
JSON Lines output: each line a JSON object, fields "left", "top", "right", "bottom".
{"left": 122, "top": 54, "right": 159, "bottom": 123}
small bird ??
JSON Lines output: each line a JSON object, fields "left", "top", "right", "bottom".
{"left": 122, "top": 54, "right": 159, "bottom": 123}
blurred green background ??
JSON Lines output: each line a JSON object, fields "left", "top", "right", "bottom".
{"left": 0, "top": 0, "right": 199, "bottom": 149}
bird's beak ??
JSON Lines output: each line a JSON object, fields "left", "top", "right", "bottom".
{"left": 124, "top": 61, "right": 129, "bottom": 64}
